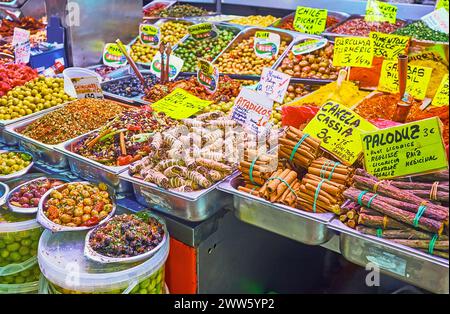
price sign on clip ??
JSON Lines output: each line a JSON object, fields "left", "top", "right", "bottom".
{"left": 197, "top": 59, "right": 219, "bottom": 94}
{"left": 432, "top": 74, "right": 449, "bottom": 107}
{"left": 139, "top": 24, "right": 161, "bottom": 47}
{"left": 293, "top": 6, "right": 328, "bottom": 35}
{"left": 370, "top": 32, "right": 410, "bottom": 60}
{"left": 333, "top": 37, "right": 373, "bottom": 68}
{"left": 150, "top": 52, "right": 184, "bottom": 81}
{"left": 71, "top": 76, "right": 104, "bottom": 100}
{"left": 365, "top": 0, "right": 398, "bottom": 24}
{"left": 103, "top": 43, "right": 128, "bottom": 68}
{"left": 254, "top": 31, "right": 280, "bottom": 59}
{"left": 188, "top": 23, "right": 218, "bottom": 40}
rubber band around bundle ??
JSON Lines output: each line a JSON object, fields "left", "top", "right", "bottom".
{"left": 413, "top": 205, "right": 427, "bottom": 227}
{"left": 367, "top": 194, "right": 378, "bottom": 209}
{"left": 430, "top": 181, "right": 439, "bottom": 201}
{"left": 266, "top": 176, "right": 298, "bottom": 199}
{"left": 320, "top": 160, "right": 333, "bottom": 179}
{"left": 327, "top": 161, "right": 341, "bottom": 180}
{"left": 289, "top": 134, "right": 309, "bottom": 162}
{"left": 357, "top": 190, "right": 369, "bottom": 206}
{"left": 429, "top": 234, "right": 439, "bottom": 255}
{"left": 376, "top": 228, "right": 383, "bottom": 238}
{"left": 383, "top": 216, "right": 388, "bottom": 229}
{"left": 313, "top": 179, "right": 328, "bottom": 213}
{"left": 249, "top": 155, "right": 260, "bottom": 186}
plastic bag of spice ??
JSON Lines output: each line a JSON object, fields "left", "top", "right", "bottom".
{"left": 281, "top": 105, "right": 319, "bottom": 129}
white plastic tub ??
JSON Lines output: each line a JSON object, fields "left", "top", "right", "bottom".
{"left": 63, "top": 67, "right": 102, "bottom": 98}
{"left": 38, "top": 229, "right": 169, "bottom": 294}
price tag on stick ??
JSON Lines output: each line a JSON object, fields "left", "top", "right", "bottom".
{"left": 361, "top": 117, "right": 448, "bottom": 179}
{"left": 197, "top": 59, "right": 219, "bottom": 94}
{"left": 254, "top": 31, "right": 280, "bottom": 59}
{"left": 257, "top": 67, "right": 291, "bottom": 103}
{"left": 377, "top": 60, "right": 433, "bottom": 100}
{"left": 188, "top": 23, "right": 218, "bottom": 40}
{"left": 365, "top": 0, "right": 398, "bottom": 24}
{"left": 150, "top": 52, "right": 184, "bottom": 81}
{"left": 293, "top": 6, "right": 328, "bottom": 35}
{"left": 303, "top": 101, "right": 378, "bottom": 165}
{"left": 432, "top": 74, "right": 449, "bottom": 107}
{"left": 333, "top": 37, "right": 373, "bottom": 68}
{"left": 139, "top": 24, "right": 161, "bottom": 47}
{"left": 103, "top": 43, "right": 128, "bottom": 68}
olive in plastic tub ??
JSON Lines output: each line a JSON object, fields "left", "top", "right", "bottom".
{"left": 38, "top": 230, "right": 169, "bottom": 294}
{"left": 0, "top": 206, "right": 43, "bottom": 294}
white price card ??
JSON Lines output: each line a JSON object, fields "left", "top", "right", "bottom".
{"left": 71, "top": 76, "right": 104, "bottom": 99}
{"left": 257, "top": 67, "right": 291, "bottom": 104}
{"left": 421, "top": 7, "right": 449, "bottom": 34}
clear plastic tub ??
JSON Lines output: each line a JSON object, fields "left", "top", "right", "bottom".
{"left": 38, "top": 229, "right": 169, "bottom": 294}
{"left": 0, "top": 205, "right": 43, "bottom": 294}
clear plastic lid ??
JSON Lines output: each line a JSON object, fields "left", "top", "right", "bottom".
{"left": 38, "top": 229, "right": 169, "bottom": 293}
{"left": 0, "top": 205, "right": 40, "bottom": 233}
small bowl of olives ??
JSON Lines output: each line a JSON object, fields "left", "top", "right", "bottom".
{"left": 0, "top": 150, "right": 34, "bottom": 181}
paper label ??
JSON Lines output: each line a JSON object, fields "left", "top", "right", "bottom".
{"left": 139, "top": 24, "right": 160, "bottom": 47}
{"left": 188, "top": 23, "right": 218, "bottom": 40}
{"left": 378, "top": 60, "right": 433, "bottom": 100}
{"left": 293, "top": 6, "right": 328, "bottom": 35}
{"left": 292, "top": 38, "right": 328, "bottom": 56}
{"left": 197, "top": 59, "right": 219, "bottom": 94}
{"left": 303, "top": 101, "right": 378, "bottom": 165}
{"left": 361, "top": 117, "right": 448, "bottom": 179}
{"left": 421, "top": 7, "right": 449, "bottom": 34}
{"left": 436, "top": 0, "right": 449, "bottom": 11}
{"left": 151, "top": 88, "right": 212, "bottom": 119}
{"left": 102, "top": 43, "right": 128, "bottom": 68}
{"left": 231, "top": 88, "right": 274, "bottom": 134}
{"left": 254, "top": 32, "right": 280, "bottom": 59}
{"left": 369, "top": 32, "right": 410, "bottom": 60}
{"left": 150, "top": 52, "right": 184, "bottom": 81}
{"left": 409, "top": 50, "right": 448, "bottom": 66}
{"left": 71, "top": 76, "right": 104, "bottom": 99}
{"left": 432, "top": 74, "right": 449, "bottom": 107}
{"left": 12, "top": 27, "right": 30, "bottom": 46}
{"left": 333, "top": 37, "right": 373, "bottom": 68}
{"left": 256, "top": 67, "right": 291, "bottom": 103}
{"left": 14, "top": 40, "right": 31, "bottom": 64}
{"left": 365, "top": 0, "right": 398, "bottom": 24}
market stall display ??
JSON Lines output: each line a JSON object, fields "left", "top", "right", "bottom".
{"left": 228, "top": 15, "right": 280, "bottom": 27}
{"left": 0, "top": 151, "right": 33, "bottom": 180}
{"left": 157, "top": 3, "right": 210, "bottom": 18}
{"left": 271, "top": 12, "right": 347, "bottom": 32}
{"left": 40, "top": 182, "right": 115, "bottom": 229}
{"left": 0, "top": 16, "right": 45, "bottom": 38}
{"left": 174, "top": 26, "right": 239, "bottom": 72}
{"left": 326, "top": 16, "right": 406, "bottom": 37}
{"left": 0, "top": 77, "right": 74, "bottom": 122}
{"left": 0, "top": 64, "right": 38, "bottom": 97}
{"left": 143, "top": 1, "right": 174, "bottom": 18}
{"left": 19, "top": 99, "right": 126, "bottom": 145}
{"left": 102, "top": 73, "right": 159, "bottom": 100}
{"left": 71, "top": 109, "right": 178, "bottom": 167}
{"left": 277, "top": 41, "right": 340, "bottom": 80}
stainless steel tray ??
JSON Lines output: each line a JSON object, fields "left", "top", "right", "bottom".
{"left": 0, "top": 104, "right": 65, "bottom": 144}
{"left": 0, "top": 0, "right": 27, "bottom": 8}
{"left": 270, "top": 10, "right": 350, "bottom": 33}
{"left": 218, "top": 173, "right": 335, "bottom": 245}
{"left": 54, "top": 131, "right": 131, "bottom": 193}
{"left": 211, "top": 27, "right": 297, "bottom": 79}
{"left": 329, "top": 219, "right": 449, "bottom": 294}
{"left": 119, "top": 170, "right": 233, "bottom": 222}
{"left": 322, "top": 14, "right": 409, "bottom": 39}
{"left": 142, "top": 0, "right": 176, "bottom": 18}
{"left": 3, "top": 114, "right": 70, "bottom": 169}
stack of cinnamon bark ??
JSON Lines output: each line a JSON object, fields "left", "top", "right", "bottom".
{"left": 297, "top": 158, "right": 355, "bottom": 215}
{"left": 343, "top": 169, "right": 449, "bottom": 259}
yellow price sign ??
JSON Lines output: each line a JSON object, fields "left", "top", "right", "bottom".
{"left": 333, "top": 37, "right": 373, "bottom": 68}
{"left": 369, "top": 32, "right": 410, "bottom": 60}
{"left": 361, "top": 117, "right": 448, "bottom": 179}
{"left": 151, "top": 88, "right": 212, "bottom": 119}
{"left": 303, "top": 101, "right": 378, "bottom": 165}
{"left": 436, "top": 0, "right": 449, "bottom": 11}
{"left": 365, "top": 0, "right": 398, "bottom": 24}
{"left": 378, "top": 60, "right": 433, "bottom": 100}
{"left": 432, "top": 74, "right": 449, "bottom": 107}
{"left": 293, "top": 6, "right": 328, "bottom": 35}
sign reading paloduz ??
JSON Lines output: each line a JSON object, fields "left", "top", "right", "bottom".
{"left": 361, "top": 117, "right": 448, "bottom": 179}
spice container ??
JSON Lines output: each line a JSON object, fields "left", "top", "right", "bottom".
{"left": 0, "top": 203, "right": 43, "bottom": 294}
{"left": 38, "top": 229, "right": 169, "bottom": 294}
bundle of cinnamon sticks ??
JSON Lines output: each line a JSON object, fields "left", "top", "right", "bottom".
{"left": 258, "top": 169, "right": 301, "bottom": 206}
{"left": 238, "top": 149, "right": 278, "bottom": 188}
{"left": 279, "top": 126, "right": 321, "bottom": 170}
{"left": 308, "top": 157, "right": 354, "bottom": 186}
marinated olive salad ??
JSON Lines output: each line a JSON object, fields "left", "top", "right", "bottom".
{"left": 0, "top": 152, "right": 32, "bottom": 176}
{"left": 89, "top": 213, "right": 165, "bottom": 258}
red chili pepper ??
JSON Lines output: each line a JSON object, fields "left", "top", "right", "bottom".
{"left": 93, "top": 201, "right": 105, "bottom": 213}
{"left": 117, "top": 155, "right": 133, "bottom": 166}
{"left": 81, "top": 216, "right": 100, "bottom": 227}
{"left": 127, "top": 125, "right": 142, "bottom": 132}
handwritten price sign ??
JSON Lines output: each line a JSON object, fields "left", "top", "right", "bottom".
{"left": 293, "top": 6, "right": 328, "bottom": 35}
{"left": 432, "top": 74, "right": 449, "bottom": 107}
{"left": 378, "top": 60, "right": 433, "bottom": 100}
{"left": 370, "top": 32, "right": 410, "bottom": 60}
{"left": 361, "top": 118, "right": 448, "bottom": 179}
{"left": 257, "top": 67, "right": 291, "bottom": 103}
{"left": 365, "top": 0, "right": 398, "bottom": 24}
{"left": 333, "top": 37, "right": 373, "bottom": 68}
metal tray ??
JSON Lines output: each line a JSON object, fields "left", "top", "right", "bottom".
{"left": 218, "top": 174, "right": 335, "bottom": 246}
{"left": 0, "top": 0, "right": 27, "bottom": 8}
{"left": 142, "top": 0, "right": 177, "bottom": 18}
{"left": 0, "top": 104, "right": 66, "bottom": 144}
{"left": 211, "top": 27, "right": 297, "bottom": 79}
{"left": 329, "top": 219, "right": 449, "bottom": 294}
{"left": 119, "top": 170, "right": 233, "bottom": 222}
{"left": 270, "top": 10, "right": 350, "bottom": 33}
{"left": 322, "top": 14, "right": 409, "bottom": 39}
{"left": 54, "top": 131, "right": 131, "bottom": 193}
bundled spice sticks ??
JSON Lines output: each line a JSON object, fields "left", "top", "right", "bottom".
{"left": 279, "top": 126, "right": 321, "bottom": 170}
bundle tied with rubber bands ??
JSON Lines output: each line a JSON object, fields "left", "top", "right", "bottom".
{"left": 279, "top": 126, "right": 321, "bottom": 170}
